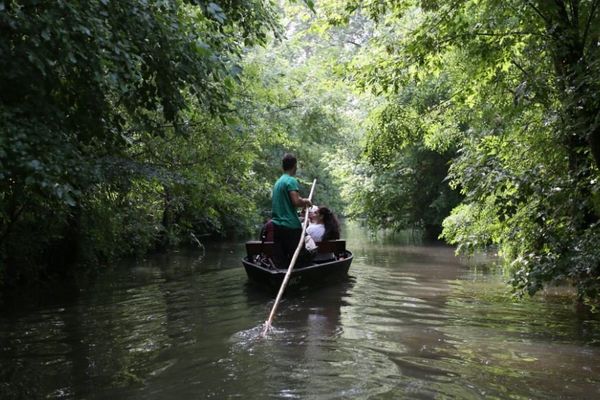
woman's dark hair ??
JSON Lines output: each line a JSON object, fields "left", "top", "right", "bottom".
{"left": 282, "top": 153, "right": 297, "bottom": 171}
{"left": 319, "top": 206, "right": 340, "bottom": 240}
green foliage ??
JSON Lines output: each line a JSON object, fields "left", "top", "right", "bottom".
{"left": 355, "top": 72, "right": 463, "bottom": 238}
{"left": 234, "top": 5, "right": 371, "bottom": 219}
{"left": 10, "top": 0, "right": 600, "bottom": 311}
{"left": 0, "top": 0, "right": 368, "bottom": 292}
{"left": 357, "top": 142, "right": 461, "bottom": 238}
{"left": 0, "top": 0, "right": 279, "bottom": 289}
{"left": 333, "top": 0, "right": 600, "bottom": 303}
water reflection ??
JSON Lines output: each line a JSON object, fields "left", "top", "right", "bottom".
{"left": 1, "top": 227, "right": 600, "bottom": 399}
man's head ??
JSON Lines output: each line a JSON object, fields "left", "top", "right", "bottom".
{"left": 282, "top": 153, "right": 297, "bottom": 174}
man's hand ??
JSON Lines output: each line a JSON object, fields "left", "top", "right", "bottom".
{"left": 290, "top": 191, "right": 312, "bottom": 208}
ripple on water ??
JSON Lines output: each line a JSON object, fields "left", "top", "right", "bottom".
{"left": 2, "top": 235, "right": 600, "bottom": 399}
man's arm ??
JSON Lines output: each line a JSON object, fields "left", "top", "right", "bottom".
{"left": 289, "top": 190, "right": 311, "bottom": 208}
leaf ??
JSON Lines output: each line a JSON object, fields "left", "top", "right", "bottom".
{"left": 207, "top": 2, "right": 226, "bottom": 23}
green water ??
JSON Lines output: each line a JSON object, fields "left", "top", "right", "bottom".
{"left": 1, "top": 223, "right": 599, "bottom": 399}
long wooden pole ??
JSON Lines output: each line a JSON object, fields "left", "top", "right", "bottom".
{"left": 261, "top": 178, "right": 317, "bottom": 337}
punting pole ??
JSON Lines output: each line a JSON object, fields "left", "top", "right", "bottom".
{"left": 261, "top": 178, "right": 317, "bottom": 337}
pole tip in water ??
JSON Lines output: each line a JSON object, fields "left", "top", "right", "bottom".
{"left": 260, "top": 322, "right": 272, "bottom": 338}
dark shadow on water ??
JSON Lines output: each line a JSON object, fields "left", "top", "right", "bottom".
{"left": 242, "top": 273, "right": 356, "bottom": 300}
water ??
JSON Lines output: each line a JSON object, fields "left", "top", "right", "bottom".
{"left": 1, "top": 224, "right": 599, "bottom": 399}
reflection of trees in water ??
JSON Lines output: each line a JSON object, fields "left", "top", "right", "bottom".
{"left": 439, "top": 277, "right": 600, "bottom": 398}
{"left": 0, "top": 249, "right": 223, "bottom": 399}
{"left": 343, "top": 237, "right": 600, "bottom": 398}
{"left": 75, "top": 265, "right": 170, "bottom": 395}
{"left": 0, "top": 321, "right": 44, "bottom": 399}
{"left": 131, "top": 247, "right": 273, "bottom": 398}
{"left": 4, "top": 230, "right": 598, "bottom": 399}
{"left": 336, "top": 242, "right": 474, "bottom": 397}
{"left": 0, "top": 262, "right": 171, "bottom": 398}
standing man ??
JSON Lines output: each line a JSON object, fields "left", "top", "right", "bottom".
{"left": 271, "top": 153, "right": 312, "bottom": 269}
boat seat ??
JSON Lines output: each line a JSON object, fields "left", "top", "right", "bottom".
{"left": 245, "top": 239, "right": 346, "bottom": 257}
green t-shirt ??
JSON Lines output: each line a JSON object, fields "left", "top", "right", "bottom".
{"left": 272, "top": 173, "right": 301, "bottom": 229}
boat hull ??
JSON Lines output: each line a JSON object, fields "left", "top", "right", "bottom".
{"left": 242, "top": 251, "right": 353, "bottom": 290}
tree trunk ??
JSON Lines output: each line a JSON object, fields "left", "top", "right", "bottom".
{"left": 543, "top": 0, "right": 600, "bottom": 222}
{"left": 590, "top": 128, "right": 600, "bottom": 170}
{"left": 158, "top": 185, "right": 173, "bottom": 250}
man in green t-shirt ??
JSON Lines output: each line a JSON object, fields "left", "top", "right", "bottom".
{"left": 271, "top": 153, "right": 312, "bottom": 269}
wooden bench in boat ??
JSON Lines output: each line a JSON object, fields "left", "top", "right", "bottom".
{"left": 245, "top": 240, "right": 346, "bottom": 257}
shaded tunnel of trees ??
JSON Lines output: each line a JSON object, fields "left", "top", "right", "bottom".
{"left": 1, "top": 0, "right": 599, "bottom": 306}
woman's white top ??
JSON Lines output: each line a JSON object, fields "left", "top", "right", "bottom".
{"left": 306, "top": 224, "right": 335, "bottom": 261}
{"left": 307, "top": 224, "right": 325, "bottom": 241}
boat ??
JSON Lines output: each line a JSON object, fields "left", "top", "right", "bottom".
{"left": 242, "top": 239, "right": 353, "bottom": 290}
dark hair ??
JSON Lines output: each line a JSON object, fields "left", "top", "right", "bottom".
{"left": 282, "top": 153, "right": 297, "bottom": 171}
{"left": 319, "top": 206, "right": 340, "bottom": 240}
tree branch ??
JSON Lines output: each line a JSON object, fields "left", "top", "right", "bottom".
{"left": 526, "top": 1, "right": 553, "bottom": 25}
{"left": 470, "top": 31, "right": 541, "bottom": 37}
{"left": 555, "top": 0, "right": 571, "bottom": 25}
{"left": 439, "top": 30, "right": 545, "bottom": 46}
{"left": 511, "top": 59, "right": 530, "bottom": 76}
{"left": 582, "top": 0, "right": 600, "bottom": 46}
{"left": 0, "top": 203, "right": 26, "bottom": 246}
{"left": 271, "top": 102, "right": 302, "bottom": 113}
{"left": 570, "top": 0, "right": 580, "bottom": 28}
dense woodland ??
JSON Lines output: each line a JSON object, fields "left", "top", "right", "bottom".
{"left": 1, "top": 0, "right": 599, "bottom": 307}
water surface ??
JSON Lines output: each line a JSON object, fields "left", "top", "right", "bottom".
{"left": 1, "top": 225, "right": 599, "bottom": 399}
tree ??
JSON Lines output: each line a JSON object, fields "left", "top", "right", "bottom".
{"left": 234, "top": 3, "right": 373, "bottom": 218}
{"left": 331, "top": 1, "right": 600, "bottom": 302}
{"left": 0, "top": 0, "right": 279, "bottom": 286}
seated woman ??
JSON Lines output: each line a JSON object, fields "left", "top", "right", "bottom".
{"left": 306, "top": 206, "right": 340, "bottom": 262}
{"left": 307, "top": 205, "right": 319, "bottom": 225}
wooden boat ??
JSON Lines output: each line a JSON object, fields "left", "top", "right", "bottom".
{"left": 242, "top": 240, "right": 353, "bottom": 290}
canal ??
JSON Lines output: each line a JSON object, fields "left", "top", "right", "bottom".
{"left": 1, "top": 223, "right": 599, "bottom": 399}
